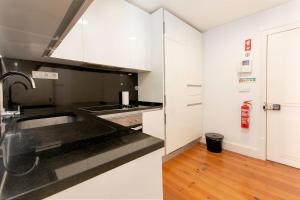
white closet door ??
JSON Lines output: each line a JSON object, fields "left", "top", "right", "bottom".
{"left": 186, "top": 27, "right": 202, "bottom": 85}
{"left": 164, "top": 10, "right": 202, "bottom": 154}
{"left": 164, "top": 11, "right": 187, "bottom": 45}
{"left": 164, "top": 11, "right": 187, "bottom": 154}
{"left": 165, "top": 38, "right": 187, "bottom": 154}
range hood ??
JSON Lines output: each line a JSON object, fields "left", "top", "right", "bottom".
{"left": 0, "top": 0, "right": 92, "bottom": 65}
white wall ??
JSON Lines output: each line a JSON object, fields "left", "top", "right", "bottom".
{"left": 203, "top": 0, "right": 300, "bottom": 159}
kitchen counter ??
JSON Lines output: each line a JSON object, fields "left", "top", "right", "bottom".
{"left": 80, "top": 101, "right": 163, "bottom": 116}
{"left": 0, "top": 103, "right": 164, "bottom": 200}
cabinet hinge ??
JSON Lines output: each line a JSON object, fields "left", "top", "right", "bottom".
{"left": 164, "top": 95, "right": 166, "bottom": 125}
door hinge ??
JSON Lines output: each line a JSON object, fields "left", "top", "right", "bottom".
{"left": 164, "top": 95, "right": 166, "bottom": 125}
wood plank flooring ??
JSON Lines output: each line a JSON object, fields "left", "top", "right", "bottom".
{"left": 163, "top": 144, "right": 300, "bottom": 200}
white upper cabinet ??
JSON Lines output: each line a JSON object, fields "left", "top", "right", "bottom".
{"left": 83, "top": 0, "right": 151, "bottom": 71}
{"left": 126, "top": 2, "right": 151, "bottom": 71}
{"left": 164, "top": 11, "right": 188, "bottom": 45}
{"left": 51, "top": 19, "right": 84, "bottom": 62}
{"left": 82, "top": 0, "right": 129, "bottom": 69}
{"left": 51, "top": 0, "right": 151, "bottom": 72}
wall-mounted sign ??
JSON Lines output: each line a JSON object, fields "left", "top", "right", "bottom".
{"left": 238, "top": 77, "right": 256, "bottom": 92}
{"left": 245, "top": 39, "right": 252, "bottom": 51}
{"left": 239, "top": 77, "right": 256, "bottom": 83}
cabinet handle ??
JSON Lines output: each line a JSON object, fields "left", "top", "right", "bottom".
{"left": 131, "top": 125, "right": 143, "bottom": 131}
{"left": 187, "top": 103, "right": 202, "bottom": 107}
{"left": 187, "top": 84, "right": 202, "bottom": 87}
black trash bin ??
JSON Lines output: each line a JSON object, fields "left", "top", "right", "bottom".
{"left": 205, "top": 133, "right": 224, "bottom": 153}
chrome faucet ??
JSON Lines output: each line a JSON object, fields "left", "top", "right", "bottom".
{"left": 0, "top": 71, "right": 36, "bottom": 89}
{"left": 0, "top": 71, "right": 36, "bottom": 117}
{"left": 8, "top": 81, "right": 28, "bottom": 109}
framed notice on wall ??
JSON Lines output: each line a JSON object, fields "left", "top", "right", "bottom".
{"left": 245, "top": 39, "right": 252, "bottom": 51}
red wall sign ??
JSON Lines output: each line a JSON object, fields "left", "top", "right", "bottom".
{"left": 245, "top": 39, "right": 252, "bottom": 51}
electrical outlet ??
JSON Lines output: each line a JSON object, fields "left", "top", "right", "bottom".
{"left": 32, "top": 71, "right": 58, "bottom": 79}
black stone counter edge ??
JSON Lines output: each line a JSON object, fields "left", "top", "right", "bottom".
{"left": 133, "top": 101, "right": 163, "bottom": 107}
{"left": 10, "top": 141, "right": 164, "bottom": 200}
{"left": 89, "top": 105, "right": 163, "bottom": 116}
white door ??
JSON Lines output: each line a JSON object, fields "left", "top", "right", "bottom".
{"left": 164, "top": 37, "right": 187, "bottom": 154}
{"left": 267, "top": 27, "right": 300, "bottom": 169}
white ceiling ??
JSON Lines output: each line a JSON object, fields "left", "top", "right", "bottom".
{"left": 0, "top": 0, "right": 290, "bottom": 63}
{"left": 127, "top": 0, "right": 290, "bottom": 31}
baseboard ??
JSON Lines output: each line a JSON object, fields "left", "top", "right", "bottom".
{"left": 163, "top": 137, "right": 201, "bottom": 162}
{"left": 200, "top": 137, "right": 263, "bottom": 160}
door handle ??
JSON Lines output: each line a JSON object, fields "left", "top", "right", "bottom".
{"left": 263, "top": 103, "right": 281, "bottom": 111}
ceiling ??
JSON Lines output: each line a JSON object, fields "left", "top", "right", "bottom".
{"left": 127, "top": 0, "right": 290, "bottom": 31}
{"left": 0, "top": 0, "right": 290, "bottom": 64}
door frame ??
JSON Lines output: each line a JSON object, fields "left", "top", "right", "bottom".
{"left": 261, "top": 22, "right": 300, "bottom": 160}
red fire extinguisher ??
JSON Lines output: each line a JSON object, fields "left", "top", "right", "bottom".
{"left": 241, "top": 101, "right": 252, "bottom": 129}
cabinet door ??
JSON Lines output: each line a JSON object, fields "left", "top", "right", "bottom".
{"left": 127, "top": 2, "right": 151, "bottom": 71}
{"left": 186, "top": 27, "right": 202, "bottom": 85}
{"left": 164, "top": 11, "right": 202, "bottom": 154}
{"left": 164, "top": 10, "right": 202, "bottom": 85}
{"left": 44, "top": 149, "right": 163, "bottom": 200}
{"left": 51, "top": 19, "right": 83, "bottom": 62}
{"left": 83, "top": 0, "right": 151, "bottom": 71}
{"left": 83, "top": 0, "right": 130, "bottom": 69}
{"left": 143, "top": 110, "right": 164, "bottom": 140}
{"left": 164, "top": 11, "right": 188, "bottom": 45}
{"left": 165, "top": 38, "right": 187, "bottom": 154}
{"left": 184, "top": 104, "right": 202, "bottom": 143}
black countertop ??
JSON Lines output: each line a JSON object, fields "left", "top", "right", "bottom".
{"left": 0, "top": 103, "right": 164, "bottom": 200}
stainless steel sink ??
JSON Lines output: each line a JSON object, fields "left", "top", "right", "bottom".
{"left": 17, "top": 115, "right": 80, "bottom": 130}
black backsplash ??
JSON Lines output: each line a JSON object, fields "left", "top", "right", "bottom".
{"left": 1, "top": 58, "right": 138, "bottom": 109}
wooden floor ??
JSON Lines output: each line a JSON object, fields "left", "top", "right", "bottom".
{"left": 163, "top": 144, "right": 300, "bottom": 200}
